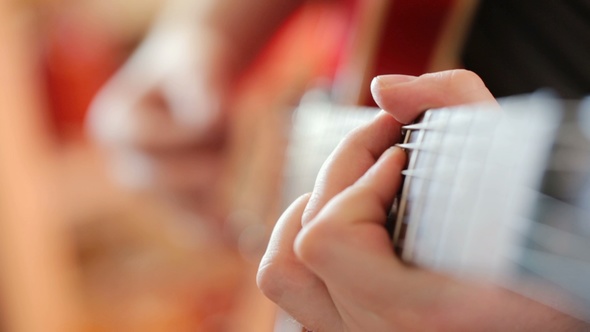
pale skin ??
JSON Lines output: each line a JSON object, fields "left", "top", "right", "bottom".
{"left": 257, "top": 70, "right": 588, "bottom": 331}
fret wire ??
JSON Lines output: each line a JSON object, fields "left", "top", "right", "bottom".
{"left": 398, "top": 113, "right": 444, "bottom": 262}
{"left": 391, "top": 127, "right": 415, "bottom": 252}
{"left": 398, "top": 96, "right": 589, "bottom": 320}
{"left": 412, "top": 98, "right": 564, "bottom": 274}
{"left": 453, "top": 111, "right": 504, "bottom": 273}
{"left": 430, "top": 110, "right": 477, "bottom": 270}
{"left": 284, "top": 94, "right": 590, "bottom": 322}
{"left": 403, "top": 111, "right": 464, "bottom": 261}
{"left": 412, "top": 128, "right": 459, "bottom": 266}
{"left": 396, "top": 111, "right": 433, "bottom": 261}
{"left": 412, "top": 111, "right": 464, "bottom": 266}
{"left": 459, "top": 110, "right": 538, "bottom": 275}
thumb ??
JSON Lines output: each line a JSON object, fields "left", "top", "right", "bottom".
{"left": 371, "top": 69, "right": 497, "bottom": 124}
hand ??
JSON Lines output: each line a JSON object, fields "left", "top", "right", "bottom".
{"left": 257, "top": 70, "right": 586, "bottom": 331}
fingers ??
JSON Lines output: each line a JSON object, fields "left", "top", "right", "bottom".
{"left": 294, "top": 147, "right": 406, "bottom": 297}
{"left": 301, "top": 111, "right": 401, "bottom": 226}
{"left": 257, "top": 194, "right": 343, "bottom": 332}
{"left": 292, "top": 147, "right": 456, "bottom": 331}
{"left": 293, "top": 146, "right": 449, "bottom": 331}
{"left": 259, "top": 113, "right": 405, "bottom": 331}
{"left": 260, "top": 69, "right": 588, "bottom": 332}
{"left": 371, "top": 69, "right": 497, "bottom": 124}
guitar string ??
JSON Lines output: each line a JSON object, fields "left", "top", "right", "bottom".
{"left": 396, "top": 103, "right": 590, "bottom": 319}
{"left": 284, "top": 96, "right": 590, "bottom": 319}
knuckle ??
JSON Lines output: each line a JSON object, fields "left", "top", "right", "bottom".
{"left": 256, "top": 259, "right": 287, "bottom": 302}
{"left": 448, "top": 69, "right": 485, "bottom": 87}
{"left": 424, "top": 69, "right": 484, "bottom": 89}
{"left": 294, "top": 219, "right": 333, "bottom": 266}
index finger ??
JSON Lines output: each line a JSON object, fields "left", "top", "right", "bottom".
{"left": 301, "top": 111, "right": 401, "bottom": 225}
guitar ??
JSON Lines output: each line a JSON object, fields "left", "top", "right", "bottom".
{"left": 283, "top": 92, "right": 590, "bottom": 323}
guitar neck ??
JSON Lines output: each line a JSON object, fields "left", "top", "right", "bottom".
{"left": 285, "top": 93, "right": 590, "bottom": 323}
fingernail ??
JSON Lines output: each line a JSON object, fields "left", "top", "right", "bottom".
{"left": 382, "top": 145, "right": 400, "bottom": 157}
{"left": 381, "top": 146, "right": 406, "bottom": 164}
{"left": 371, "top": 74, "right": 417, "bottom": 91}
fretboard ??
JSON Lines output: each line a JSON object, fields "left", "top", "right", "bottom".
{"left": 284, "top": 93, "right": 590, "bottom": 322}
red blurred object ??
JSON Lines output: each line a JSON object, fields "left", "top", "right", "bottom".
{"left": 42, "top": 11, "right": 126, "bottom": 141}
{"left": 364, "top": 0, "right": 455, "bottom": 105}
{"left": 374, "top": 0, "right": 454, "bottom": 77}
{"left": 41, "top": 0, "right": 454, "bottom": 139}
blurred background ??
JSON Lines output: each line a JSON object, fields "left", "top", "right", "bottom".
{"left": 0, "top": 0, "right": 470, "bottom": 331}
